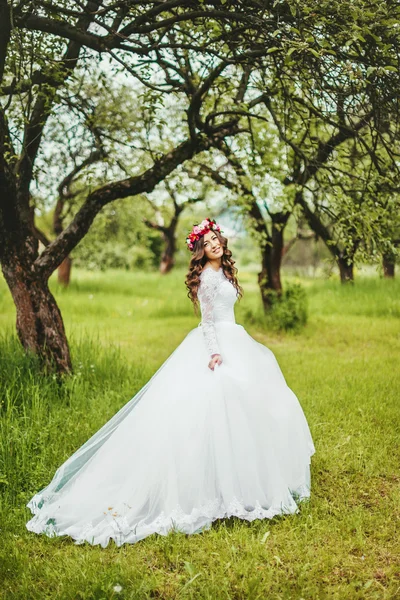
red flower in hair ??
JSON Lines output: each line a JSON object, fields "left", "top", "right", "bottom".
{"left": 185, "top": 218, "right": 222, "bottom": 250}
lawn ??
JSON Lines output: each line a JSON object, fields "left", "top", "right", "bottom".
{"left": 0, "top": 268, "right": 399, "bottom": 599}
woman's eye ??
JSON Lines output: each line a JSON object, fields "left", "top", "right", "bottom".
{"left": 205, "top": 237, "right": 216, "bottom": 247}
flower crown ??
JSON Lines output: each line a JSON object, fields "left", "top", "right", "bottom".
{"left": 185, "top": 217, "right": 223, "bottom": 251}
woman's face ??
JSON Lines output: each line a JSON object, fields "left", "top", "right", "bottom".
{"left": 203, "top": 230, "right": 223, "bottom": 261}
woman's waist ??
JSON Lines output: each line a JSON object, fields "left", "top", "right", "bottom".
{"left": 198, "top": 319, "right": 237, "bottom": 327}
{"left": 214, "top": 319, "right": 237, "bottom": 326}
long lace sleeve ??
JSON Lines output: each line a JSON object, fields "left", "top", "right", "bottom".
{"left": 198, "top": 269, "right": 221, "bottom": 357}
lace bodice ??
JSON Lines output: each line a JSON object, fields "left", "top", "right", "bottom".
{"left": 198, "top": 267, "right": 238, "bottom": 357}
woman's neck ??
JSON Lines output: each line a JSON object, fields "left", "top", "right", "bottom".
{"left": 205, "top": 258, "right": 221, "bottom": 271}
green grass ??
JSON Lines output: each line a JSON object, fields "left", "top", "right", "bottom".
{"left": 1, "top": 268, "right": 400, "bottom": 599}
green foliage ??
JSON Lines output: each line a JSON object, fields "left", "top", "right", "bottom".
{"left": 4, "top": 0, "right": 400, "bottom": 280}
{"left": 245, "top": 283, "right": 308, "bottom": 332}
{"left": 73, "top": 239, "right": 160, "bottom": 271}
{"left": 270, "top": 283, "right": 308, "bottom": 331}
{"left": 71, "top": 198, "right": 163, "bottom": 270}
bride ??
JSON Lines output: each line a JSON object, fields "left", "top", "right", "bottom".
{"left": 26, "top": 217, "right": 315, "bottom": 547}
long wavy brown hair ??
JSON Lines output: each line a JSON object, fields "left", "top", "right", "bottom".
{"left": 185, "top": 229, "right": 243, "bottom": 315}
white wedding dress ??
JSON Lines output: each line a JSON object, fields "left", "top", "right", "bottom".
{"left": 26, "top": 267, "right": 315, "bottom": 547}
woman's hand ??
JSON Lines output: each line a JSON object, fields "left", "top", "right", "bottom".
{"left": 208, "top": 354, "right": 222, "bottom": 371}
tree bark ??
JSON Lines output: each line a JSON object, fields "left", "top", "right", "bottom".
{"left": 1, "top": 256, "right": 71, "bottom": 374}
{"left": 382, "top": 254, "right": 395, "bottom": 278}
{"left": 54, "top": 197, "right": 73, "bottom": 286}
{"left": 160, "top": 230, "right": 176, "bottom": 274}
{"left": 58, "top": 256, "right": 73, "bottom": 286}
{"left": 258, "top": 215, "right": 288, "bottom": 311}
{"left": 0, "top": 0, "right": 11, "bottom": 84}
{"left": 258, "top": 246, "right": 280, "bottom": 311}
{"left": 338, "top": 257, "right": 354, "bottom": 283}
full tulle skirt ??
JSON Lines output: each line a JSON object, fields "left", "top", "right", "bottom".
{"left": 26, "top": 322, "right": 315, "bottom": 547}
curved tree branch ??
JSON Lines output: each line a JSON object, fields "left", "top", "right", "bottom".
{"left": 35, "top": 120, "right": 239, "bottom": 278}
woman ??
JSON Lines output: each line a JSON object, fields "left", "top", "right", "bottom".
{"left": 26, "top": 217, "right": 315, "bottom": 547}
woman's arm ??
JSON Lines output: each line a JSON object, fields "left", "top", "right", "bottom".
{"left": 198, "top": 269, "right": 221, "bottom": 361}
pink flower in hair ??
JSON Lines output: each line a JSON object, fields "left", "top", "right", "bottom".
{"left": 185, "top": 217, "right": 223, "bottom": 251}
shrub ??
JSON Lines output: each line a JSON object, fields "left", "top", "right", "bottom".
{"left": 244, "top": 283, "right": 308, "bottom": 332}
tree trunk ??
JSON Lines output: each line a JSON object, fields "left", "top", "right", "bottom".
{"left": 160, "top": 252, "right": 174, "bottom": 274}
{"left": 160, "top": 230, "right": 176, "bottom": 274}
{"left": 258, "top": 220, "right": 285, "bottom": 312}
{"left": 382, "top": 254, "right": 395, "bottom": 278}
{"left": 296, "top": 191, "right": 359, "bottom": 285}
{"left": 1, "top": 258, "right": 72, "bottom": 374}
{"left": 338, "top": 258, "right": 354, "bottom": 283}
{"left": 58, "top": 256, "right": 72, "bottom": 286}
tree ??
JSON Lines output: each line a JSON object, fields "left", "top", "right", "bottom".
{"left": 1, "top": 1, "right": 256, "bottom": 373}
{"left": 249, "top": 0, "right": 400, "bottom": 282}
{"left": 187, "top": 141, "right": 293, "bottom": 310}
{"left": 1, "top": 0, "right": 400, "bottom": 373}
{"left": 143, "top": 177, "right": 207, "bottom": 274}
